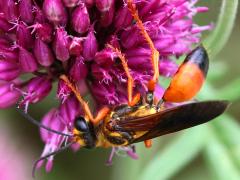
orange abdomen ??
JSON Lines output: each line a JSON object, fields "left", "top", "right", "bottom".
{"left": 163, "top": 46, "right": 209, "bottom": 103}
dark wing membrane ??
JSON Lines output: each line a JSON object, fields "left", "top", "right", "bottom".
{"left": 115, "top": 101, "right": 229, "bottom": 144}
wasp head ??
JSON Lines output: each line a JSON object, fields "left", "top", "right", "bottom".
{"left": 73, "top": 116, "right": 96, "bottom": 148}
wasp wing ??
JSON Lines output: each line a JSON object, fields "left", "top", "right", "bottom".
{"left": 115, "top": 100, "right": 229, "bottom": 143}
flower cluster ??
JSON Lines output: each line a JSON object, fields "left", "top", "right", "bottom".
{"left": 0, "top": 0, "right": 210, "bottom": 172}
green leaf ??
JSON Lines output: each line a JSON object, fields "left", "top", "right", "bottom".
{"left": 207, "top": 61, "right": 227, "bottom": 81}
{"left": 204, "top": 128, "right": 240, "bottom": 180}
{"left": 213, "top": 115, "right": 240, "bottom": 169}
{"left": 215, "top": 78, "right": 240, "bottom": 101}
{"left": 139, "top": 125, "right": 208, "bottom": 180}
{"left": 203, "top": 0, "right": 238, "bottom": 58}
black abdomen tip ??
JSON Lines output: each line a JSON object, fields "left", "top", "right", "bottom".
{"left": 184, "top": 45, "right": 209, "bottom": 76}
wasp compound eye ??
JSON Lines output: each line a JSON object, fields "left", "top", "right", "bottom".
{"left": 74, "top": 116, "right": 88, "bottom": 132}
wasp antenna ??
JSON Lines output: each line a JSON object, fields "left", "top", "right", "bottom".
{"left": 32, "top": 142, "right": 75, "bottom": 178}
{"left": 16, "top": 106, "right": 73, "bottom": 137}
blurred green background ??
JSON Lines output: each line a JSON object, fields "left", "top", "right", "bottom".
{"left": 0, "top": 1, "right": 239, "bottom": 180}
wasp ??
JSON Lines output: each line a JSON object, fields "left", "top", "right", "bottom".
{"left": 18, "top": 0, "right": 229, "bottom": 176}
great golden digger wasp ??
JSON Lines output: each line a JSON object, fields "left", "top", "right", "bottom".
{"left": 17, "top": 0, "right": 229, "bottom": 176}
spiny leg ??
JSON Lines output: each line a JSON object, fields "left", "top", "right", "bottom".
{"left": 60, "top": 75, "right": 110, "bottom": 125}
{"left": 107, "top": 45, "right": 140, "bottom": 107}
{"left": 127, "top": 0, "right": 161, "bottom": 148}
{"left": 127, "top": 0, "right": 159, "bottom": 92}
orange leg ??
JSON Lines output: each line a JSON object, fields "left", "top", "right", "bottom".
{"left": 60, "top": 75, "right": 110, "bottom": 125}
{"left": 127, "top": 0, "right": 159, "bottom": 92}
{"left": 127, "top": 0, "right": 161, "bottom": 147}
{"left": 144, "top": 140, "right": 152, "bottom": 148}
{"left": 107, "top": 45, "right": 140, "bottom": 107}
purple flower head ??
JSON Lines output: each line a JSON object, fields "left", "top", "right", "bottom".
{"left": 0, "top": 0, "right": 211, "bottom": 172}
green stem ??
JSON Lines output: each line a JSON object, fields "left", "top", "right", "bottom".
{"left": 203, "top": 0, "right": 238, "bottom": 58}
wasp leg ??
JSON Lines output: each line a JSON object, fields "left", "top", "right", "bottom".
{"left": 107, "top": 45, "right": 140, "bottom": 107}
{"left": 156, "top": 99, "right": 164, "bottom": 111}
{"left": 60, "top": 75, "right": 110, "bottom": 125}
{"left": 127, "top": 0, "right": 160, "bottom": 147}
{"left": 112, "top": 100, "right": 143, "bottom": 119}
{"left": 127, "top": 0, "right": 160, "bottom": 93}
{"left": 106, "top": 131, "right": 134, "bottom": 146}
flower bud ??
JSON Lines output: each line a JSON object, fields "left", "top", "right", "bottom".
{"left": 0, "top": 60, "right": 20, "bottom": 81}
{"left": 16, "top": 22, "right": 33, "bottom": 50}
{"left": 53, "top": 28, "right": 70, "bottom": 62}
{"left": 91, "top": 81, "right": 118, "bottom": 105}
{"left": 121, "top": 26, "right": 140, "bottom": 49}
{"left": 39, "top": 107, "right": 66, "bottom": 172}
{"left": 83, "top": 29, "right": 98, "bottom": 61}
{"left": 62, "top": 0, "right": 80, "bottom": 8}
{"left": 71, "top": 4, "right": 90, "bottom": 34}
{"left": 19, "top": 47, "right": 38, "bottom": 73}
{"left": 69, "top": 56, "right": 88, "bottom": 81}
{"left": 0, "top": 48, "right": 18, "bottom": 62}
{"left": 0, "top": 80, "right": 21, "bottom": 108}
{"left": 0, "top": 36, "right": 10, "bottom": 49}
{"left": 59, "top": 96, "right": 80, "bottom": 125}
{"left": 96, "top": 0, "right": 114, "bottom": 12}
{"left": 69, "top": 37, "right": 83, "bottom": 56}
{"left": 32, "top": 23, "right": 53, "bottom": 43}
{"left": 26, "top": 76, "right": 52, "bottom": 104}
{"left": 91, "top": 64, "right": 112, "bottom": 83}
{"left": 57, "top": 79, "right": 72, "bottom": 101}
{"left": 84, "top": 0, "right": 95, "bottom": 8}
{"left": 34, "top": 38, "right": 54, "bottom": 66}
{"left": 43, "top": 0, "right": 68, "bottom": 25}
{"left": 107, "top": 35, "right": 120, "bottom": 48}
{"left": 40, "top": 108, "right": 58, "bottom": 142}
{"left": 19, "top": 0, "right": 34, "bottom": 24}
{"left": 159, "top": 59, "right": 178, "bottom": 77}
{"left": 0, "top": 14, "right": 11, "bottom": 32}
{"left": 125, "top": 47, "right": 152, "bottom": 70}
{"left": 114, "top": 6, "right": 132, "bottom": 29}
{"left": 34, "top": 6, "right": 47, "bottom": 23}
{"left": 100, "top": 5, "right": 115, "bottom": 27}
{"left": 95, "top": 48, "right": 114, "bottom": 67}
{"left": 2, "top": 0, "right": 18, "bottom": 21}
